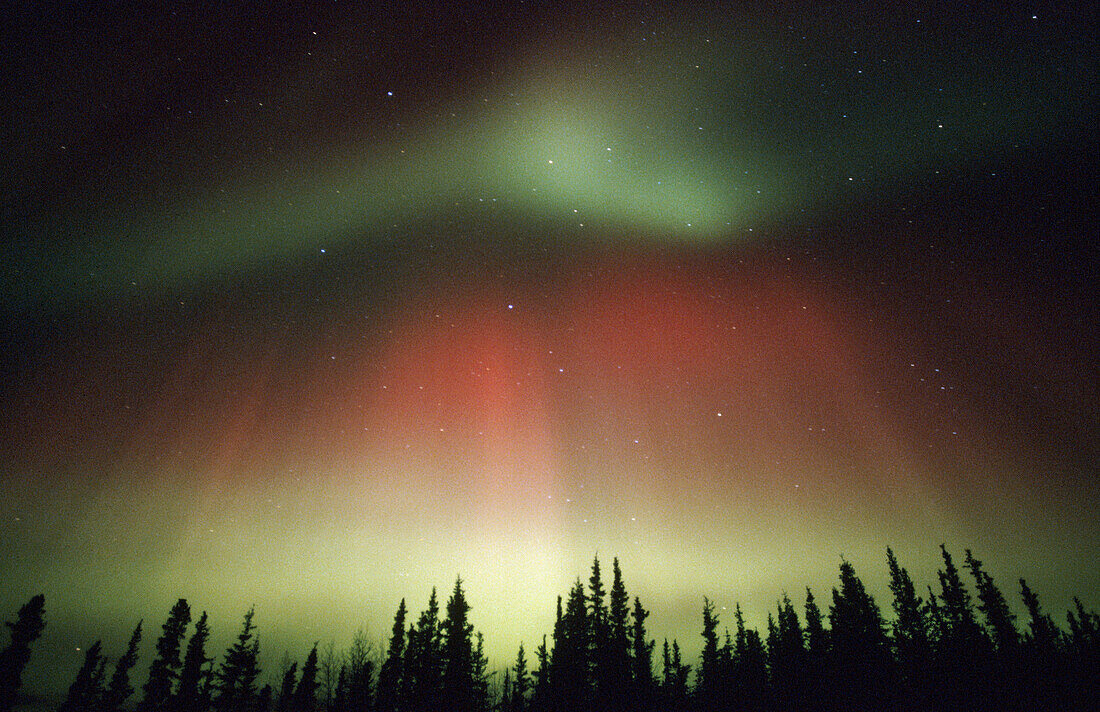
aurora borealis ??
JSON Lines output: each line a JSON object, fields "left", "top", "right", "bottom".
{"left": 1, "top": 0, "right": 1097, "bottom": 700}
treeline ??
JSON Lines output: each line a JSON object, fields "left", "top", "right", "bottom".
{"left": 2, "top": 546, "right": 1099, "bottom": 711}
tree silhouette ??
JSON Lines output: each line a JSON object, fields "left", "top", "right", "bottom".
{"left": 59, "top": 640, "right": 104, "bottom": 712}
{"left": 403, "top": 589, "right": 443, "bottom": 711}
{"left": 173, "top": 610, "right": 212, "bottom": 712}
{"left": 531, "top": 636, "right": 549, "bottom": 712}
{"left": 34, "top": 546, "right": 1100, "bottom": 712}
{"left": 964, "top": 550, "right": 1017, "bottom": 653}
{"left": 934, "top": 545, "right": 991, "bottom": 711}
{"left": 0, "top": 593, "right": 46, "bottom": 712}
{"left": 291, "top": 644, "right": 318, "bottom": 712}
{"left": 586, "top": 557, "right": 611, "bottom": 712}
{"left": 276, "top": 662, "right": 296, "bottom": 712}
{"left": 550, "top": 580, "right": 590, "bottom": 711}
{"left": 602, "top": 558, "right": 632, "bottom": 712}
{"left": 441, "top": 577, "right": 476, "bottom": 712}
{"left": 472, "top": 631, "right": 491, "bottom": 712}
{"left": 886, "top": 548, "right": 931, "bottom": 710}
{"left": 731, "top": 603, "right": 769, "bottom": 712}
{"left": 659, "top": 639, "right": 690, "bottom": 710}
{"left": 343, "top": 629, "right": 374, "bottom": 712}
{"left": 510, "top": 643, "right": 529, "bottom": 712}
{"left": 630, "top": 596, "right": 655, "bottom": 711}
{"left": 767, "top": 593, "right": 805, "bottom": 712}
{"left": 828, "top": 559, "right": 892, "bottom": 711}
{"left": 102, "top": 620, "right": 142, "bottom": 712}
{"left": 375, "top": 598, "right": 406, "bottom": 712}
{"left": 695, "top": 598, "right": 721, "bottom": 712}
{"left": 214, "top": 607, "right": 260, "bottom": 712}
{"left": 141, "top": 598, "right": 191, "bottom": 711}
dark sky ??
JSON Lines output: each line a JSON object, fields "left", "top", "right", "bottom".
{"left": 1, "top": 0, "right": 1097, "bottom": 699}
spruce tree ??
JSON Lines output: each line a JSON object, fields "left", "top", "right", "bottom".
{"left": 964, "top": 550, "right": 1018, "bottom": 653}
{"left": 829, "top": 559, "right": 891, "bottom": 711}
{"left": 404, "top": 589, "right": 443, "bottom": 710}
{"left": 1018, "top": 579, "right": 1064, "bottom": 709}
{"left": 472, "top": 631, "right": 491, "bottom": 712}
{"left": 587, "top": 556, "right": 609, "bottom": 711}
{"left": 511, "top": 643, "right": 529, "bottom": 712}
{"left": 630, "top": 597, "right": 655, "bottom": 711}
{"left": 662, "top": 640, "right": 689, "bottom": 709}
{"left": 0, "top": 593, "right": 46, "bottom": 712}
{"left": 441, "top": 578, "right": 476, "bottom": 712}
{"left": 768, "top": 594, "right": 805, "bottom": 712}
{"left": 102, "top": 621, "right": 142, "bottom": 712}
{"left": 256, "top": 684, "right": 273, "bottom": 712}
{"left": 1020, "top": 578, "right": 1058, "bottom": 651}
{"left": 292, "top": 645, "right": 319, "bottom": 712}
{"left": 934, "top": 545, "right": 990, "bottom": 711}
{"left": 886, "top": 547, "right": 931, "bottom": 708}
{"left": 803, "top": 588, "right": 827, "bottom": 661}
{"left": 733, "top": 607, "right": 769, "bottom": 712}
{"left": 603, "top": 559, "right": 632, "bottom": 712}
{"left": 696, "top": 598, "right": 721, "bottom": 712}
{"left": 375, "top": 599, "right": 406, "bottom": 712}
{"left": 174, "top": 611, "right": 211, "bottom": 712}
{"left": 551, "top": 580, "right": 590, "bottom": 711}
{"left": 936, "top": 545, "right": 987, "bottom": 647}
{"left": 276, "top": 662, "right": 296, "bottom": 712}
{"left": 214, "top": 607, "right": 259, "bottom": 712}
{"left": 59, "top": 640, "right": 105, "bottom": 712}
{"left": 141, "top": 598, "right": 192, "bottom": 711}
{"left": 532, "top": 636, "right": 549, "bottom": 712}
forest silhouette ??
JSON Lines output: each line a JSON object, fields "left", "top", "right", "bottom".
{"left": 2, "top": 546, "right": 1097, "bottom": 712}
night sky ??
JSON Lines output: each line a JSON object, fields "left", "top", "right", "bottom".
{"left": 1, "top": 0, "right": 1097, "bottom": 697}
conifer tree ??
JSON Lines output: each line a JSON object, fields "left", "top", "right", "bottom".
{"left": 733, "top": 607, "right": 769, "bottom": 712}
{"left": 803, "top": 588, "right": 827, "bottom": 661}
{"left": 441, "top": 577, "right": 476, "bottom": 712}
{"left": 660, "top": 640, "right": 672, "bottom": 703}
{"left": 936, "top": 545, "right": 986, "bottom": 647}
{"left": 276, "top": 663, "right": 296, "bottom": 712}
{"left": 173, "top": 611, "right": 211, "bottom": 712}
{"left": 829, "top": 559, "right": 891, "bottom": 711}
{"left": 508, "top": 643, "right": 528, "bottom": 712}
{"left": 768, "top": 594, "right": 805, "bottom": 712}
{"left": 404, "top": 589, "right": 443, "bottom": 711}
{"left": 696, "top": 598, "right": 721, "bottom": 712}
{"left": 257, "top": 684, "right": 273, "bottom": 712}
{"left": 587, "top": 556, "right": 609, "bottom": 711}
{"left": 551, "top": 580, "right": 590, "bottom": 711}
{"left": 375, "top": 599, "right": 406, "bottom": 712}
{"left": 531, "top": 636, "right": 549, "bottom": 712}
{"left": 501, "top": 669, "right": 513, "bottom": 712}
{"left": 964, "top": 550, "right": 1018, "bottom": 653}
{"left": 59, "top": 640, "right": 105, "bottom": 712}
{"left": 934, "top": 546, "right": 990, "bottom": 711}
{"left": 659, "top": 640, "right": 689, "bottom": 709}
{"left": 886, "top": 548, "right": 931, "bottom": 708}
{"left": 1019, "top": 578, "right": 1058, "bottom": 651}
{"left": 102, "top": 621, "right": 143, "bottom": 712}
{"left": 292, "top": 645, "right": 319, "bottom": 712}
{"left": 472, "top": 631, "right": 491, "bottom": 712}
{"left": 1018, "top": 578, "right": 1064, "bottom": 709}
{"left": 630, "top": 597, "right": 654, "bottom": 711}
{"left": 602, "top": 559, "right": 632, "bottom": 712}
{"left": 332, "top": 666, "right": 348, "bottom": 712}
{"left": 141, "top": 598, "right": 192, "bottom": 711}
{"left": 1066, "top": 597, "right": 1100, "bottom": 712}
{"left": 0, "top": 593, "right": 45, "bottom": 712}
{"left": 214, "top": 607, "right": 260, "bottom": 712}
